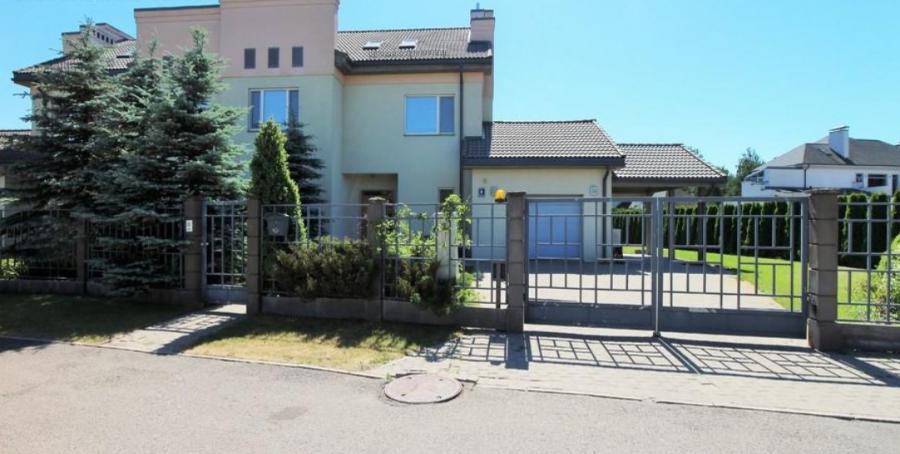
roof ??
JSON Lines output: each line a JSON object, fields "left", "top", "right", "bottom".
{"left": 614, "top": 144, "right": 726, "bottom": 182}
{"left": 335, "top": 27, "right": 491, "bottom": 64}
{"left": 463, "top": 120, "right": 626, "bottom": 167}
{"left": 13, "top": 40, "right": 136, "bottom": 82}
{"left": 14, "top": 26, "right": 491, "bottom": 82}
{"left": 759, "top": 137, "right": 900, "bottom": 170}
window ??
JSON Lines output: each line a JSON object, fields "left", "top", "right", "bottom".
{"left": 249, "top": 89, "right": 299, "bottom": 130}
{"left": 244, "top": 48, "right": 256, "bottom": 69}
{"left": 405, "top": 95, "right": 455, "bottom": 135}
{"left": 363, "top": 41, "right": 382, "bottom": 50}
{"left": 855, "top": 173, "right": 864, "bottom": 184}
{"left": 268, "top": 47, "right": 279, "bottom": 68}
{"left": 399, "top": 39, "right": 418, "bottom": 49}
{"left": 439, "top": 188, "right": 455, "bottom": 203}
{"left": 867, "top": 174, "right": 887, "bottom": 188}
{"left": 291, "top": 46, "right": 304, "bottom": 68}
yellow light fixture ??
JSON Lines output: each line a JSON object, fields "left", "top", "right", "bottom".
{"left": 494, "top": 188, "right": 507, "bottom": 203}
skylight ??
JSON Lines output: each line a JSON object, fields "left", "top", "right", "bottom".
{"left": 363, "top": 41, "right": 383, "bottom": 50}
{"left": 399, "top": 39, "right": 418, "bottom": 49}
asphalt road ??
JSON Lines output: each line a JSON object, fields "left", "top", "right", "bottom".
{"left": 1, "top": 338, "right": 898, "bottom": 454}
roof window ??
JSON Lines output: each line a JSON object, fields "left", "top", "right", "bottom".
{"left": 399, "top": 39, "right": 418, "bottom": 49}
{"left": 363, "top": 41, "right": 383, "bottom": 50}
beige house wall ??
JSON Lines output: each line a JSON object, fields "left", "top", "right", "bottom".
{"left": 135, "top": 8, "right": 222, "bottom": 57}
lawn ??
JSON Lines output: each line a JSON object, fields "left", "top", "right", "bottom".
{"left": 186, "top": 315, "right": 458, "bottom": 372}
{"left": 0, "top": 294, "right": 191, "bottom": 344}
{"left": 621, "top": 246, "right": 872, "bottom": 320}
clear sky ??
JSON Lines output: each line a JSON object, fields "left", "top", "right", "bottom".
{"left": 1, "top": 0, "right": 898, "bottom": 169}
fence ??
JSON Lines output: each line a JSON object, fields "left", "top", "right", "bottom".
{"left": 0, "top": 208, "right": 78, "bottom": 280}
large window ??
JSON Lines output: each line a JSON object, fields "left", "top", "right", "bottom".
{"left": 867, "top": 174, "right": 887, "bottom": 188}
{"left": 405, "top": 95, "right": 455, "bottom": 135}
{"left": 249, "top": 89, "right": 299, "bottom": 130}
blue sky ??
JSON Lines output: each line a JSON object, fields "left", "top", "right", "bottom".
{"left": 1, "top": 0, "right": 898, "bottom": 169}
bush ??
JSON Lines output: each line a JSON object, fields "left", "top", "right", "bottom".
{"left": 272, "top": 237, "right": 377, "bottom": 299}
{"left": 841, "top": 193, "right": 869, "bottom": 268}
{"left": 871, "top": 233, "right": 900, "bottom": 321}
{"left": 0, "top": 259, "right": 24, "bottom": 279}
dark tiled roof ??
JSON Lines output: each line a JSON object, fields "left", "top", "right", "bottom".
{"left": 336, "top": 27, "right": 491, "bottom": 63}
{"left": 614, "top": 144, "right": 726, "bottom": 181}
{"left": 763, "top": 137, "right": 900, "bottom": 168}
{"left": 13, "top": 41, "right": 136, "bottom": 81}
{"left": 463, "top": 120, "right": 624, "bottom": 166}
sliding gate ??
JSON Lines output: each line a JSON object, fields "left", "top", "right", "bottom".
{"left": 525, "top": 196, "right": 809, "bottom": 337}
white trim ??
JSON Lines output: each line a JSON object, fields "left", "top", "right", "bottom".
{"left": 248, "top": 88, "right": 300, "bottom": 131}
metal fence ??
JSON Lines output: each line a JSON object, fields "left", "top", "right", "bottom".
{"left": 837, "top": 197, "right": 899, "bottom": 324}
{"left": 0, "top": 208, "right": 78, "bottom": 280}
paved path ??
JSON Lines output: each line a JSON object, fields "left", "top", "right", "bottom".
{"left": 370, "top": 325, "right": 900, "bottom": 422}
{"left": 2, "top": 339, "right": 898, "bottom": 453}
{"left": 100, "top": 304, "right": 244, "bottom": 354}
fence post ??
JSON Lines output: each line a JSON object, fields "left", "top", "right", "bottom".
{"left": 366, "top": 197, "right": 386, "bottom": 322}
{"left": 182, "top": 195, "right": 205, "bottom": 309}
{"left": 76, "top": 219, "right": 88, "bottom": 295}
{"left": 245, "top": 197, "right": 262, "bottom": 315}
{"left": 506, "top": 192, "right": 526, "bottom": 333}
{"left": 807, "top": 189, "right": 843, "bottom": 350}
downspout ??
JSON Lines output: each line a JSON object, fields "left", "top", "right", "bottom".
{"left": 458, "top": 65, "right": 465, "bottom": 198}
{"left": 601, "top": 170, "right": 611, "bottom": 257}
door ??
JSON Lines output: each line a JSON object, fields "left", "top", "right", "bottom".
{"left": 528, "top": 200, "right": 582, "bottom": 259}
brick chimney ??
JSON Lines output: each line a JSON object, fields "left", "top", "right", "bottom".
{"left": 829, "top": 125, "right": 850, "bottom": 158}
{"left": 470, "top": 7, "right": 495, "bottom": 43}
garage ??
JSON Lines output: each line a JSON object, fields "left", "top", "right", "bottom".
{"left": 528, "top": 200, "right": 582, "bottom": 259}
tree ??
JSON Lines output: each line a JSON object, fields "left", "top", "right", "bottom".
{"left": 724, "top": 148, "right": 765, "bottom": 196}
{"left": 284, "top": 118, "right": 324, "bottom": 205}
{"left": 250, "top": 119, "right": 306, "bottom": 240}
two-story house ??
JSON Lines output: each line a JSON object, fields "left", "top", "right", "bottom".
{"left": 743, "top": 126, "right": 900, "bottom": 196}
{"left": 11, "top": 0, "right": 725, "bottom": 260}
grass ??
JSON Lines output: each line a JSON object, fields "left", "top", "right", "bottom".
{"left": 186, "top": 315, "right": 459, "bottom": 371}
{"left": 0, "top": 293, "right": 191, "bottom": 344}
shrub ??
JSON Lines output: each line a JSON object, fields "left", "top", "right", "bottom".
{"left": 841, "top": 192, "right": 869, "bottom": 268}
{"left": 0, "top": 259, "right": 24, "bottom": 279}
{"left": 870, "top": 193, "right": 890, "bottom": 261}
{"left": 871, "top": 233, "right": 900, "bottom": 321}
{"left": 272, "top": 237, "right": 377, "bottom": 299}
{"left": 612, "top": 207, "right": 643, "bottom": 245}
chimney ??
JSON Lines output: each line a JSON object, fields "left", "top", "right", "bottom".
{"left": 470, "top": 7, "right": 495, "bottom": 43}
{"left": 829, "top": 125, "right": 850, "bottom": 158}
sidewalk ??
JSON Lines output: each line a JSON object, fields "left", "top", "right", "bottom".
{"left": 369, "top": 325, "right": 900, "bottom": 422}
{"left": 101, "top": 304, "right": 245, "bottom": 354}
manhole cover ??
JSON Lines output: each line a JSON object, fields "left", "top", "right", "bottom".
{"left": 383, "top": 374, "right": 462, "bottom": 404}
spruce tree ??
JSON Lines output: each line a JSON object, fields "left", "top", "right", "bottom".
{"left": 284, "top": 117, "right": 324, "bottom": 205}
{"left": 250, "top": 120, "right": 306, "bottom": 240}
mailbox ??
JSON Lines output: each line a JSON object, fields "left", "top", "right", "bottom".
{"left": 265, "top": 213, "right": 290, "bottom": 236}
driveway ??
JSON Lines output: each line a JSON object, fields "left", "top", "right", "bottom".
{"left": 1, "top": 338, "right": 898, "bottom": 453}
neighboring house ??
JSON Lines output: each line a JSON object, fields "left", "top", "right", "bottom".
{"left": 743, "top": 126, "right": 900, "bottom": 197}
{"left": 0, "top": 129, "right": 32, "bottom": 196}
{"left": 11, "top": 0, "right": 724, "bottom": 259}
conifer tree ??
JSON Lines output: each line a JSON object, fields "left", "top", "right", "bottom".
{"left": 284, "top": 118, "right": 324, "bottom": 205}
{"left": 250, "top": 120, "right": 306, "bottom": 240}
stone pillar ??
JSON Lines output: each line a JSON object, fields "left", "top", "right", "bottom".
{"left": 505, "top": 192, "right": 526, "bottom": 333}
{"left": 245, "top": 197, "right": 262, "bottom": 315}
{"left": 807, "top": 189, "right": 843, "bottom": 350}
{"left": 76, "top": 219, "right": 88, "bottom": 295}
{"left": 365, "top": 197, "right": 386, "bottom": 245}
{"left": 182, "top": 196, "right": 205, "bottom": 309}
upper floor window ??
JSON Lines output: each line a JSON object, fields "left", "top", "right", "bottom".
{"left": 244, "top": 48, "right": 256, "bottom": 69}
{"left": 249, "top": 89, "right": 299, "bottom": 130}
{"left": 405, "top": 95, "right": 454, "bottom": 135}
{"left": 855, "top": 173, "right": 864, "bottom": 184}
{"left": 292, "top": 47, "right": 304, "bottom": 68}
{"left": 268, "top": 47, "right": 279, "bottom": 68}
{"left": 867, "top": 174, "right": 887, "bottom": 187}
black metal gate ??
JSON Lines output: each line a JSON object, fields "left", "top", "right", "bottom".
{"left": 525, "top": 196, "right": 809, "bottom": 337}
{"left": 203, "top": 200, "right": 248, "bottom": 304}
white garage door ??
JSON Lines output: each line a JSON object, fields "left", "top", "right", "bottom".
{"left": 528, "top": 200, "right": 582, "bottom": 259}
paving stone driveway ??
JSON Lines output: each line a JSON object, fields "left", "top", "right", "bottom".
{"left": 369, "top": 326, "right": 900, "bottom": 421}
{"left": 102, "top": 304, "right": 245, "bottom": 354}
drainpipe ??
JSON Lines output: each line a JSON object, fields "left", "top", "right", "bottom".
{"left": 601, "top": 170, "right": 610, "bottom": 258}
{"left": 458, "top": 65, "right": 465, "bottom": 198}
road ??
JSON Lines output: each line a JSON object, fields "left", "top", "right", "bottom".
{"left": 1, "top": 338, "right": 897, "bottom": 453}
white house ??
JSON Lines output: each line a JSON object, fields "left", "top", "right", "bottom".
{"left": 743, "top": 126, "right": 900, "bottom": 196}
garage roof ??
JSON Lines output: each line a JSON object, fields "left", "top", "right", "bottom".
{"left": 614, "top": 144, "right": 726, "bottom": 183}
{"left": 462, "top": 120, "right": 626, "bottom": 167}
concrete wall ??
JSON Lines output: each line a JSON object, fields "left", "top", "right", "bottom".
{"left": 469, "top": 167, "right": 613, "bottom": 261}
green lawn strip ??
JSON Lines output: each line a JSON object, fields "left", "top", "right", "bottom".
{"left": 0, "top": 294, "right": 192, "bottom": 344}
{"left": 185, "top": 315, "right": 459, "bottom": 372}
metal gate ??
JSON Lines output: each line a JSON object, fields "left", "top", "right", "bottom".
{"left": 525, "top": 196, "right": 809, "bottom": 337}
{"left": 203, "top": 200, "right": 248, "bottom": 304}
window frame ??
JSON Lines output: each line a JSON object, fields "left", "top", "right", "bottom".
{"left": 867, "top": 173, "right": 888, "bottom": 188}
{"left": 248, "top": 88, "right": 300, "bottom": 131}
{"left": 291, "top": 46, "right": 304, "bottom": 68}
{"left": 268, "top": 47, "right": 280, "bottom": 69}
{"left": 404, "top": 95, "right": 456, "bottom": 136}
{"left": 244, "top": 48, "right": 256, "bottom": 69}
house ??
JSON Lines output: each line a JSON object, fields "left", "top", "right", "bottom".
{"left": 10, "top": 0, "right": 725, "bottom": 259}
{"left": 743, "top": 126, "right": 900, "bottom": 196}
{"left": 0, "top": 129, "right": 31, "bottom": 196}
